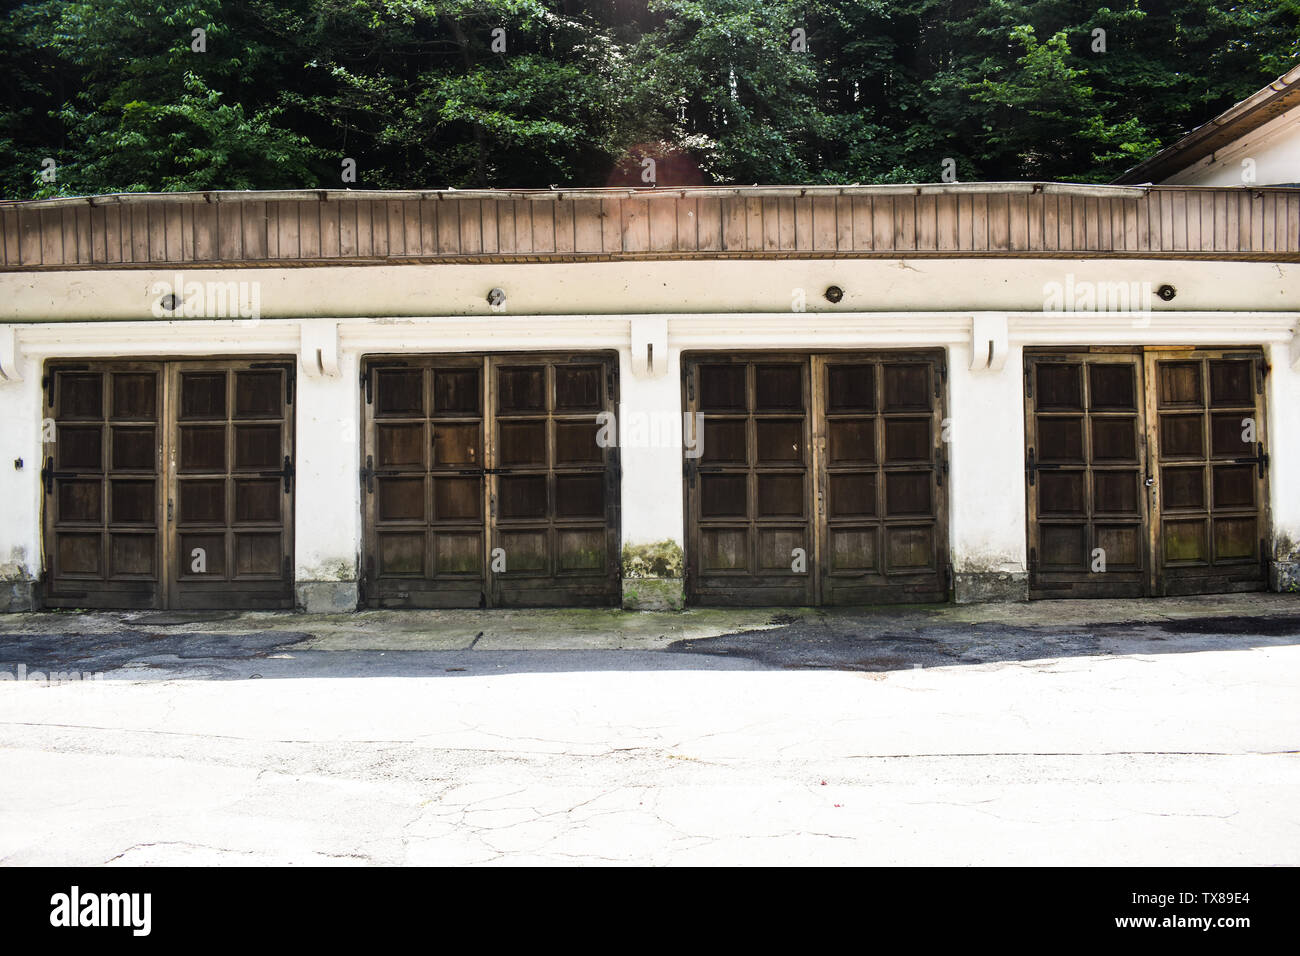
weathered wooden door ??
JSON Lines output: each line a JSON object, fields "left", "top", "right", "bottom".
{"left": 682, "top": 351, "right": 948, "bottom": 606}
{"left": 362, "top": 357, "right": 488, "bottom": 608}
{"left": 42, "top": 360, "right": 296, "bottom": 609}
{"left": 360, "top": 353, "right": 620, "bottom": 608}
{"left": 1025, "top": 348, "right": 1268, "bottom": 598}
{"left": 683, "top": 356, "right": 815, "bottom": 606}
{"left": 814, "top": 353, "right": 949, "bottom": 605}
{"left": 42, "top": 363, "right": 166, "bottom": 609}
{"left": 1145, "top": 349, "right": 1269, "bottom": 595}
{"left": 1025, "top": 352, "right": 1151, "bottom": 598}
{"left": 169, "top": 361, "right": 296, "bottom": 609}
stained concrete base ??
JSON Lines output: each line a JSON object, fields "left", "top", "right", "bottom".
{"left": 1272, "top": 559, "right": 1300, "bottom": 594}
{"left": 295, "top": 581, "right": 359, "bottom": 614}
{"left": 622, "top": 577, "right": 685, "bottom": 611}
{"left": 953, "top": 570, "right": 1029, "bottom": 604}
{"left": 0, "top": 580, "right": 35, "bottom": 613}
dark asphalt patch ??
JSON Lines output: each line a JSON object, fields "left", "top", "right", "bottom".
{"left": 667, "top": 614, "right": 1300, "bottom": 671}
{"left": 0, "top": 631, "right": 312, "bottom": 672}
{"left": 1152, "top": 615, "right": 1300, "bottom": 636}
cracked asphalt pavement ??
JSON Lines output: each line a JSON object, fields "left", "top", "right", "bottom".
{"left": 1, "top": 592, "right": 1297, "bottom": 865}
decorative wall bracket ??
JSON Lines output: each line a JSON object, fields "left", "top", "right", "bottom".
{"left": 631, "top": 317, "right": 668, "bottom": 378}
{"left": 300, "top": 320, "right": 340, "bottom": 379}
{"left": 970, "top": 313, "right": 1009, "bottom": 372}
{"left": 0, "top": 326, "right": 22, "bottom": 383}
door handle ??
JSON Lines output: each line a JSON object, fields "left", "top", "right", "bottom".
{"left": 1144, "top": 475, "right": 1155, "bottom": 488}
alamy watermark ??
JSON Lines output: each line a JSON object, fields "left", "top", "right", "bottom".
{"left": 596, "top": 406, "right": 705, "bottom": 457}
{"left": 1, "top": 663, "right": 104, "bottom": 683}
{"left": 1043, "top": 273, "right": 1155, "bottom": 327}
{"left": 151, "top": 272, "right": 261, "bottom": 323}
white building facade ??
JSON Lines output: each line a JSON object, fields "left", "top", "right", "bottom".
{"left": 0, "top": 177, "right": 1296, "bottom": 612}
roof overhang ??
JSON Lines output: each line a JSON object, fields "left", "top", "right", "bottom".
{"left": 1113, "top": 63, "right": 1300, "bottom": 185}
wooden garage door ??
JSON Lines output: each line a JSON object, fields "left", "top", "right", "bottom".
{"left": 683, "top": 351, "right": 948, "bottom": 606}
{"left": 816, "top": 354, "right": 949, "bottom": 605}
{"left": 41, "top": 360, "right": 296, "bottom": 610}
{"left": 1147, "top": 349, "right": 1269, "bottom": 595}
{"left": 1025, "top": 353, "right": 1150, "bottom": 598}
{"left": 1025, "top": 348, "right": 1268, "bottom": 597}
{"left": 360, "top": 354, "right": 620, "bottom": 608}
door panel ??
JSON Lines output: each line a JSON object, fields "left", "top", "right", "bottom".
{"left": 489, "top": 357, "right": 619, "bottom": 607}
{"left": 169, "top": 362, "right": 295, "bottom": 609}
{"left": 817, "top": 354, "right": 948, "bottom": 605}
{"left": 1026, "top": 353, "right": 1149, "bottom": 598}
{"left": 363, "top": 357, "right": 487, "bottom": 608}
{"left": 1147, "top": 350, "right": 1268, "bottom": 594}
{"left": 43, "top": 364, "right": 165, "bottom": 608}
{"left": 360, "top": 354, "right": 620, "bottom": 608}
{"left": 1025, "top": 348, "right": 1268, "bottom": 599}
{"left": 686, "top": 356, "right": 814, "bottom": 606}
{"left": 683, "top": 351, "right": 948, "bottom": 607}
{"left": 42, "top": 359, "right": 295, "bottom": 610}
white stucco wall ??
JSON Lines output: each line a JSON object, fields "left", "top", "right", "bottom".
{"left": 1265, "top": 341, "right": 1300, "bottom": 560}
{"left": 946, "top": 341, "right": 1027, "bottom": 575}
{"left": 294, "top": 348, "right": 362, "bottom": 584}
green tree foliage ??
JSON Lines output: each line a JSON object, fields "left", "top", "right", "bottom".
{"left": 1, "top": 0, "right": 1296, "bottom": 197}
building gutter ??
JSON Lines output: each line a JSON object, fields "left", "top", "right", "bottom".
{"left": 0, "top": 182, "right": 1150, "bottom": 210}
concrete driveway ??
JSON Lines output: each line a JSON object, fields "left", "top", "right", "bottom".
{"left": 1, "top": 593, "right": 1297, "bottom": 865}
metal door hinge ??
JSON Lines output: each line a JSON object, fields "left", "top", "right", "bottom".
{"left": 259, "top": 455, "right": 294, "bottom": 493}
{"left": 1232, "top": 448, "right": 1269, "bottom": 477}
{"left": 360, "top": 455, "right": 374, "bottom": 494}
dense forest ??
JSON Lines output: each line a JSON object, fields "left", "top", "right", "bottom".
{"left": 1, "top": 0, "right": 1297, "bottom": 197}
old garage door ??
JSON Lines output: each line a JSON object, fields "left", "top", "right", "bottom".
{"left": 360, "top": 353, "right": 620, "bottom": 608}
{"left": 1025, "top": 348, "right": 1269, "bottom": 598}
{"left": 683, "top": 351, "right": 949, "bottom": 606}
{"left": 41, "top": 360, "right": 296, "bottom": 610}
